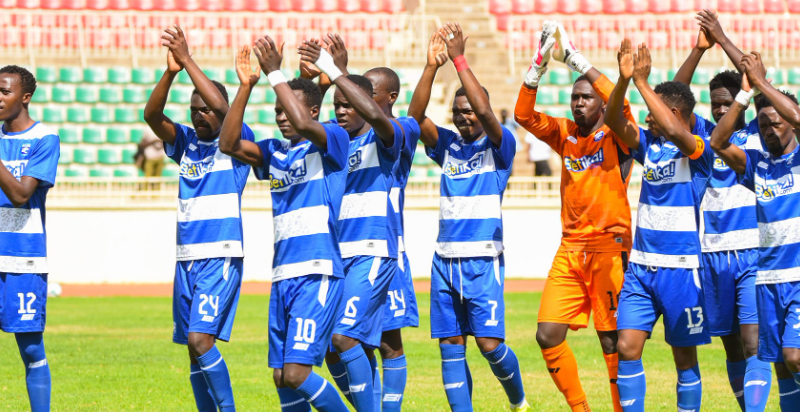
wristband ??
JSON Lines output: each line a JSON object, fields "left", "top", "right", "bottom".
{"left": 453, "top": 55, "right": 469, "bottom": 73}
{"left": 753, "top": 87, "right": 762, "bottom": 97}
{"left": 735, "top": 89, "right": 754, "bottom": 107}
{"left": 314, "top": 49, "right": 343, "bottom": 82}
{"left": 267, "top": 70, "right": 287, "bottom": 87}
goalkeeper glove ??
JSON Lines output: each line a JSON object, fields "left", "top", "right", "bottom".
{"left": 524, "top": 20, "right": 557, "bottom": 88}
{"left": 553, "top": 23, "right": 592, "bottom": 75}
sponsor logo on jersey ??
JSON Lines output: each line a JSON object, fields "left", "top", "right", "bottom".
{"left": 443, "top": 152, "right": 485, "bottom": 177}
{"left": 756, "top": 173, "right": 795, "bottom": 202}
{"left": 564, "top": 148, "right": 604, "bottom": 172}
{"left": 593, "top": 130, "right": 604, "bottom": 142}
{"left": 348, "top": 149, "right": 363, "bottom": 173}
{"left": 643, "top": 161, "right": 677, "bottom": 183}
{"left": 4, "top": 160, "right": 28, "bottom": 180}
{"left": 180, "top": 155, "right": 217, "bottom": 179}
{"left": 269, "top": 160, "right": 308, "bottom": 190}
{"left": 189, "top": 143, "right": 198, "bottom": 151}
{"left": 713, "top": 157, "right": 730, "bottom": 170}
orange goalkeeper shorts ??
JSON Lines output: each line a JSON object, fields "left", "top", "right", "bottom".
{"left": 537, "top": 247, "right": 628, "bottom": 332}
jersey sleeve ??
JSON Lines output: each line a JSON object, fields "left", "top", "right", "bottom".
{"left": 22, "top": 134, "right": 60, "bottom": 189}
{"left": 164, "top": 123, "right": 191, "bottom": 164}
{"left": 232, "top": 123, "right": 255, "bottom": 189}
{"left": 320, "top": 122, "right": 349, "bottom": 172}
{"left": 737, "top": 149, "right": 762, "bottom": 192}
{"left": 688, "top": 135, "right": 715, "bottom": 180}
{"left": 376, "top": 120, "right": 404, "bottom": 162}
{"left": 492, "top": 126, "right": 517, "bottom": 171}
{"left": 631, "top": 127, "right": 650, "bottom": 165}
{"left": 398, "top": 116, "right": 422, "bottom": 151}
{"left": 426, "top": 127, "right": 457, "bottom": 167}
{"left": 513, "top": 85, "right": 566, "bottom": 155}
{"left": 591, "top": 74, "right": 636, "bottom": 124}
{"left": 252, "top": 139, "right": 281, "bottom": 181}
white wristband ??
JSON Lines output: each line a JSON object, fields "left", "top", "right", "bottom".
{"left": 267, "top": 70, "right": 287, "bottom": 87}
{"left": 735, "top": 89, "right": 754, "bottom": 107}
{"left": 753, "top": 86, "right": 762, "bottom": 97}
{"left": 314, "top": 49, "right": 343, "bottom": 82}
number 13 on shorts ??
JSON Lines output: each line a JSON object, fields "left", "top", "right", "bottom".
{"left": 685, "top": 306, "right": 705, "bottom": 335}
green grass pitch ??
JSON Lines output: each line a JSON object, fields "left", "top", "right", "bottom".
{"left": 0, "top": 293, "right": 783, "bottom": 411}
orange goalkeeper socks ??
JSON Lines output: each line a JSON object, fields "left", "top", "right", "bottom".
{"left": 541, "top": 341, "right": 590, "bottom": 412}
{"left": 603, "top": 352, "right": 623, "bottom": 412}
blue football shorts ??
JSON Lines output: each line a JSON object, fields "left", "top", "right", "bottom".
{"left": 382, "top": 251, "right": 419, "bottom": 331}
{"left": 756, "top": 281, "right": 800, "bottom": 363}
{"left": 0, "top": 272, "right": 48, "bottom": 333}
{"left": 701, "top": 249, "right": 759, "bottom": 336}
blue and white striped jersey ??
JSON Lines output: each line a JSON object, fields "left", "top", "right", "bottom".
{"left": 166, "top": 123, "right": 252, "bottom": 261}
{"left": 739, "top": 145, "right": 800, "bottom": 284}
{"left": 338, "top": 123, "right": 403, "bottom": 258}
{"left": 630, "top": 119, "right": 714, "bottom": 269}
{"left": 0, "top": 122, "right": 59, "bottom": 274}
{"left": 426, "top": 126, "right": 516, "bottom": 258}
{"left": 391, "top": 117, "right": 422, "bottom": 254}
{"left": 252, "top": 123, "right": 350, "bottom": 282}
{"left": 701, "top": 119, "right": 762, "bottom": 252}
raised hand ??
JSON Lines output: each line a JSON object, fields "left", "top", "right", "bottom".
{"left": 166, "top": 49, "right": 182, "bottom": 73}
{"left": 741, "top": 51, "right": 768, "bottom": 89}
{"left": 696, "top": 28, "right": 715, "bottom": 51}
{"left": 696, "top": 9, "right": 725, "bottom": 45}
{"left": 236, "top": 46, "right": 260, "bottom": 87}
{"left": 439, "top": 22, "right": 468, "bottom": 60}
{"left": 297, "top": 38, "right": 323, "bottom": 64}
{"left": 299, "top": 59, "right": 322, "bottom": 79}
{"left": 322, "top": 33, "right": 349, "bottom": 73}
{"left": 427, "top": 31, "right": 448, "bottom": 68}
{"left": 618, "top": 38, "right": 634, "bottom": 81}
{"left": 161, "top": 25, "right": 191, "bottom": 67}
{"left": 253, "top": 36, "right": 284, "bottom": 74}
{"left": 632, "top": 43, "right": 651, "bottom": 84}
{"left": 741, "top": 67, "right": 752, "bottom": 93}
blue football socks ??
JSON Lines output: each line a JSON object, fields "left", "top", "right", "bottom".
{"left": 190, "top": 363, "right": 216, "bottom": 412}
{"left": 196, "top": 345, "right": 236, "bottom": 411}
{"left": 295, "top": 372, "right": 349, "bottom": 412}
{"left": 440, "top": 344, "right": 473, "bottom": 412}
{"left": 339, "top": 345, "right": 375, "bottom": 412}
{"left": 617, "top": 359, "right": 646, "bottom": 412}
{"left": 277, "top": 387, "right": 311, "bottom": 412}
{"left": 381, "top": 355, "right": 407, "bottom": 412}
{"left": 727, "top": 359, "right": 746, "bottom": 410}
{"left": 677, "top": 365, "right": 702, "bottom": 412}
{"left": 482, "top": 343, "right": 525, "bottom": 405}
{"left": 368, "top": 355, "right": 381, "bottom": 411}
{"left": 326, "top": 360, "right": 353, "bottom": 405}
{"left": 15, "top": 333, "right": 50, "bottom": 412}
{"left": 743, "top": 356, "right": 771, "bottom": 411}
{"left": 780, "top": 377, "right": 800, "bottom": 411}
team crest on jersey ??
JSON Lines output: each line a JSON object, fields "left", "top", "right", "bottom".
{"left": 567, "top": 136, "right": 578, "bottom": 144}
{"left": 564, "top": 148, "right": 604, "bottom": 172}
{"left": 180, "top": 155, "right": 216, "bottom": 179}
{"left": 713, "top": 157, "right": 730, "bottom": 171}
{"left": 20, "top": 144, "right": 30, "bottom": 156}
{"left": 643, "top": 161, "right": 677, "bottom": 183}
{"left": 443, "top": 152, "right": 485, "bottom": 177}
{"left": 348, "top": 150, "right": 363, "bottom": 173}
{"left": 269, "top": 159, "right": 308, "bottom": 190}
{"left": 189, "top": 143, "right": 198, "bottom": 152}
{"left": 756, "top": 173, "right": 795, "bottom": 202}
{"left": 593, "top": 131, "right": 604, "bottom": 142}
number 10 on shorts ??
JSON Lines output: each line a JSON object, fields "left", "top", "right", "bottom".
{"left": 293, "top": 318, "right": 316, "bottom": 351}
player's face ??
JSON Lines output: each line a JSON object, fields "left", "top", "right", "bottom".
{"left": 0, "top": 73, "right": 30, "bottom": 122}
{"left": 364, "top": 72, "right": 396, "bottom": 113}
{"left": 333, "top": 88, "right": 366, "bottom": 134}
{"left": 571, "top": 80, "right": 603, "bottom": 129}
{"left": 452, "top": 95, "right": 484, "bottom": 141}
{"left": 757, "top": 106, "right": 796, "bottom": 155}
{"left": 710, "top": 86, "right": 738, "bottom": 123}
{"left": 276, "top": 90, "right": 319, "bottom": 142}
{"left": 190, "top": 94, "right": 222, "bottom": 140}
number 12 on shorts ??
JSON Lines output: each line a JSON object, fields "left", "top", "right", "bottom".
{"left": 18, "top": 292, "right": 36, "bottom": 321}
{"left": 685, "top": 306, "right": 704, "bottom": 335}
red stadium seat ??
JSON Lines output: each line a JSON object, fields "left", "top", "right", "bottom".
{"left": 0, "top": 0, "right": 16, "bottom": 7}
{"left": 790, "top": 31, "right": 800, "bottom": 50}
{"left": 58, "top": 14, "right": 81, "bottom": 27}
{"left": 338, "top": 0, "right": 359, "bottom": 12}
{"left": 176, "top": 15, "right": 199, "bottom": 28}
{"left": 130, "top": 15, "right": 150, "bottom": 28}
{"left": 383, "top": 0, "right": 403, "bottom": 12}
{"left": 86, "top": 0, "right": 107, "bottom": 8}
{"left": 1, "top": 28, "right": 20, "bottom": 46}
{"left": 363, "top": 17, "right": 381, "bottom": 30}
{"left": 40, "top": 0, "right": 61, "bottom": 8}
{"left": 271, "top": 16, "right": 290, "bottom": 29}
{"left": 670, "top": 0, "right": 691, "bottom": 12}
{"left": 580, "top": 0, "right": 601, "bottom": 13}
{"left": 716, "top": 0, "right": 737, "bottom": 12}
{"left": 20, "top": 29, "right": 41, "bottom": 47}
{"left": 507, "top": 32, "right": 529, "bottom": 51}
{"left": 740, "top": 0, "right": 760, "bottom": 13}
{"left": 648, "top": 0, "right": 670, "bottom": 13}
{"left": 232, "top": 29, "right": 255, "bottom": 47}
{"left": 270, "top": 0, "right": 291, "bottom": 8}
{"left": 199, "top": 0, "right": 223, "bottom": 9}
{"left": 360, "top": 0, "right": 382, "bottom": 12}
{"left": 242, "top": 0, "right": 268, "bottom": 10}
{"left": 790, "top": 0, "right": 800, "bottom": 13}
{"left": 489, "top": 0, "right": 510, "bottom": 14}
{"left": 108, "top": 0, "right": 130, "bottom": 9}
{"left": 557, "top": 0, "right": 578, "bottom": 14}
{"left": 603, "top": 0, "right": 625, "bottom": 13}
{"left": 512, "top": 0, "right": 533, "bottom": 13}
{"left": 17, "top": 0, "right": 40, "bottom": 7}
{"left": 648, "top": 31, "right": 668, "bottom": 50}
{"left": 244, "top": 16, "right": 268, "bottom": 29}
{"left": 133, "top": 0, "right": 153, "bottom": 9}
{"left": 292, "top": 0, "right": 314, "bottom": 11}
{"left": 578, "top": 30, "right": 597, "bottom": 50}
{"left": 315, "top": 0, "right": 337, "bottom": 11}
{"left": 82, "top": 14, "right": 103, "bottom": 28}
{"left": 185, "top": 28, "right": 206, "bottom": 47}
{"left": 495, "top": 13, "right": 509, "bottom": 31}
{"left": 289, "top": 17, "right": 312, "bottom": 30}
{"left": 534, "top": 0, "right": 556, "bottom": 13}
{"left": 153, "top": 0, "right": 176, "bottom": 10}
{"left": 599, "top": 30, "right": 620, "bottom": 50}
{"left": 176, "top": 0, "right": 199, "bottom": 10}
{"left": 61, "top": 0, "right": 85, "bottom": 8}
{"left": 693, "top": 0, "right": 715, "bottom": 10}
{"left": 625, "top": 0, "right": 647, "bottom": 12}
{"left": 209, "top": 30, "right": 230, "bottom": 48}
{"left": 87, "top": 28, "right": 112, "bottom": 48}
{"left": 370, "top": 31, "right": 385, "bottom": 49}
{"left": 764, "top": 0, "right": 784, "bottom": 12}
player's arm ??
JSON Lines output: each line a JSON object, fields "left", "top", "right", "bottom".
{"left": 257, "top": 37, "right": 329, "bottom": 150}
{"left": 440, "top": 22, "right": 504, "bottom": 147}
{"left": 218, "top": 46, "right": 264, "bottom": 168}
{"left": 0, "top": 168, "right": 38, "bottom": 207}
{"left": 299, "top": 33, "right": 349, "bottom": 100}
{"left": 408, "top": 32, "right": 448, "bottom": 148}
{"left": 635, "top": 44, "right": 698, "bottom": 156}
{"left": 162, "top": 25, "right": 229, "bottom": 118}
{"left": 709, "top": 76, "right": 750, "bottom": 174}
{"left": 298, "top": 40, "right": 396, "bottom": 148}
{"left": 697, "top": 9, "right": 746, "bottom": 72}
{"left": 143, "top": 45, "right": 183, "bottom": 145}
{"left": 743, "top": 52, "right": 800, "bottom": 128}
{"left": 604, "top": 39, "right": 640, "bottom": 149}
{"left": 672, "top": 28, "right": 714, "bottom": 85}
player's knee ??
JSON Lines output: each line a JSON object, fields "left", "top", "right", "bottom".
{"left": 187, "top": 333, "right": 214, "bottom": 357}
{"left": 331, "top": 334, "right": 356, "bottom": 353}
{"left": 597, "top": 332, "right": 618, "bottom": 354}
{"left": 475, "top": 337, "right": 501, "bottom": 353}
{"left": 535, "top": 328, "right": 563, "bottom": 349}
{"left": 282, "top": 366, "right": 311, "bottom": 389}
{"left": 782, "top": 348, "right": 800, "bottom": 372}
{"left": 379, "top": 342, "right": 402, "bottom": 360}
{"left": 616, "top": 337, "right": 640, "bottom": 361}
{"left": 273, "top": 369, "right": 286, "bottom": 388}
{"left": 15, "top": 333, "right": 45, "bottom": 363}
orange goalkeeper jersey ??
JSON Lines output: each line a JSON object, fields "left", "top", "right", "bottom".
{"left": 514, "top": 75, "right": 634, "bottom": 252}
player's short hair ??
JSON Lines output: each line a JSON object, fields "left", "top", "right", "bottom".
{"left": 364, "top": 67, "right": 400, "bottom": 94}
{"left": 574, "top": 75, "right": 588, "bottom": 84}
{"left": 346, "top": 74, "right": 373, "bottom": 97}
{"left": 754, "top": 90, "right": 799, "bottom": 112}
{"left": 0, "top": 65, "right": 37, "bottom": 97}
{"left": 455, "top": 86, "right": 490, "bottom": 100}
{"left": 709, "top": 70, "right": 741, "bottom": 93}
{"left": 288, "top": 77, "right": 322, "bottom": 108}
{"left": 653, "top": 81, "right": 696, "bottom": 119}
{"left": 192, "top": 80, "right": 229, "bottom": 104}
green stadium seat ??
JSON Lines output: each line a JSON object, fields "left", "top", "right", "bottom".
{"left": 203, "top": 68, "right": 224, "bottom": 83}
{"left": 165, "top": 108, "right": 187, "bottom": 123}
{"left": 408, "top": 168, "right": 421, "bottom": 179}
{"left": 97, "top": 149, "right": 121, "bottom": 165}
{"left": 252, "top": 128, "right": 271, "bottom": 141}
{"left": 628, "top": 90, "right": 644, "bottom": 105}
{"left": 745, "top": 108, "right": 756, "bottom": 123}
{"left": 564, "top": 109, "right": 574, "bottom": 120}
{"left": 114, "top": 167, "right": 137, "bottom": 177}
{"left": 558, "top": 89, "right": 571, "bottom": 105}
{"left": 225, "top": 68, "right": 238, "bottom": 85}
{"left": 692, "top": 68, "right": 710, "bottom": 85}
{"left": 600, "top": 68, "right": 618, "bottom": 83}
{"left": 123, "top": 88, "right": 146, "bottom": 104}
{"left": 638, "top": 109, "right": 649, "bottom": 124}
{"left": 789, "top": 68, "right": 800, "bottom": 85}
{"left": 121, "top": 148, "right": 138, "bottom": 164}
{"left": 82, "top": 128, "right": 105, "bottom": 144}
{"left": 36, "top": 67, "right": 57, "bottom": 84}
{"left": 73, "top": 148, "right": 96, "bottom": 165}
{"left": 31, "top": 86, "right": 50, "bottom": 103}
{"left": 108, "top": 67, "right": 132, "bottom": 84}
{"left": 536, "top": 88, "right": 557, "bottom": 105}
{"left": 64, "top": 167, "right": 87, "bottom": 177}
{"left": 328, "top": 109, "right": 336, "bottom": 121}
{"left": 52, "top": 86, "right": 74, "bottom": 103}
{"left": 403, "top": 90, "right": 412, "bottom": 105}
{"left": 58, "top": 127, "right": 80, "bottom": 144}
{"left": 28, "top": 106, "right": 42, "bottom": 121}
{"left": 76, "top": 87, "right": 98, "bottom": 104}
{"left": 571, "top": 71, "right": 581, "bottom": 83}
{"left": 138, "top": 108, "right": 145, "bottom": 123}
{"left": 399, "top": 109, "right": 408, "bottom": 117}
{"left": 132, "top": 68, "right": 155, "bottom": 85}
{"left": 177, "top": 71, "right": 193, "bottom": 85}
{"left": 107, "top": 129, "right": 129, "bottom": 144}
{"left": 266, "top": 88, "right": 277, "bottom": 104}
{"left": 767, "top": 67, "right": 785, "bottom": 85}
{"left": 89, "top": 168, "right": 111, "bottom": 177}
{"left": 83, "top": 67, "right": 107, "bottom": 84}
{"left": 115, "top": 108, "right": 138, "bottom": 124}
{"left": 58, "top": 147, "right": 73, "bottom": 164}
{"left": 67, "top": 107, "right": 89, "bottom": 123}
{"left": 91, "top": 107, "right": 112, "bottom": 124}
{"left": 549, "top": 69, "right": 571, "bottom": 86}
{"left": 162, "top": 167, "right": 180, "bottom": 177}
{"left": 258, "top": 109, "right": 276, "bottom": 124}
{"left": 249, "top": 87, "right": 266, "bottom": 104}
{"left": 700, "top": 89, "right": 711, "bottom": 104}
{"left": 273, "top": 129, "right": 284, "bottom": 140}
{"left": 395, "top": 90, "right": 407, "bottom": 105}
{"left": 426, "top": 168, "right": 440, "bottom": 177}
{"left": 648, "top": 68, "right": 664, "bottom": 85}
{"left": 59, "top": 67, "right": 83, "bottom": 83}
{"left": 169, "top": 88, "right": 192, "bottom": 104}
{"left": 243, "top": 110, "right": 256, "bottom": 124}
{"left": 130, "top": 129, "right": 144, "bottom": 144}
{"left": 412, "top": 150, "right": 431, "bottom": 166}
{"left": 100, "top": 88, "right": 122, "bottom": 104}
{"left": 43, "top": 107, "right": 64, "bottom": 123}
{"left": 668, "top": 68, "right": 678, "bottom": 81}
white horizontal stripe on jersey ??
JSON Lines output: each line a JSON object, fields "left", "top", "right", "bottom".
{"left": 349, "top": 142, "right": 381, "bottom": 173}
{"left": 177, "top": 193, "right": 241, "bottom": 223}
{"left": 630, "top": 249, "right": 700, "bottom": 269}
{"left": 389, "top": 187, "right": 400, "bottom": 214}
{"left": 339, "top": 239, "right": 389, "bottom": 258}
{"left": 0, "top": 255, "right": 48, "bottom": 273}
{"left": 440, "top": 195, "right": 502, "bottom": 221}
{"left": 641, "top": 156, "right": 692, "bottom": 186}
{"left": 273, "top": 205, "right": 330, "bottom": 243}
{"left": 176, "top": 240, "right": 243, "bottom": 261}
{"left": 339, "top": 191, "right": 388, "bottom": 220}
{"left": 0, "top": 207, "right": 44, "bottom": 234}
{"left": 441, "top": 149, "right": 497, "bottom": 180}
{"left": 436, "top": 240, "right": 504, "bottom": 258}
{"left": 701, "top": 185, "right": 756, "bottom": 212}
{"left": 757, "top": 266, "right": 800, "bottom": 285}
{"left": 759, "top": 216, "right": 800, "bottom": 248}
{"left": 272, "top": 258, "right": 334, "bottom": 282}
{"left": 268, "top": 152, "right": 324, "bottom": 193}
{"left": 636, "top": 203, "right": 696, "bottom": 232}
{"left": 701, "top": 228, "right": 760, "bottom": 252}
